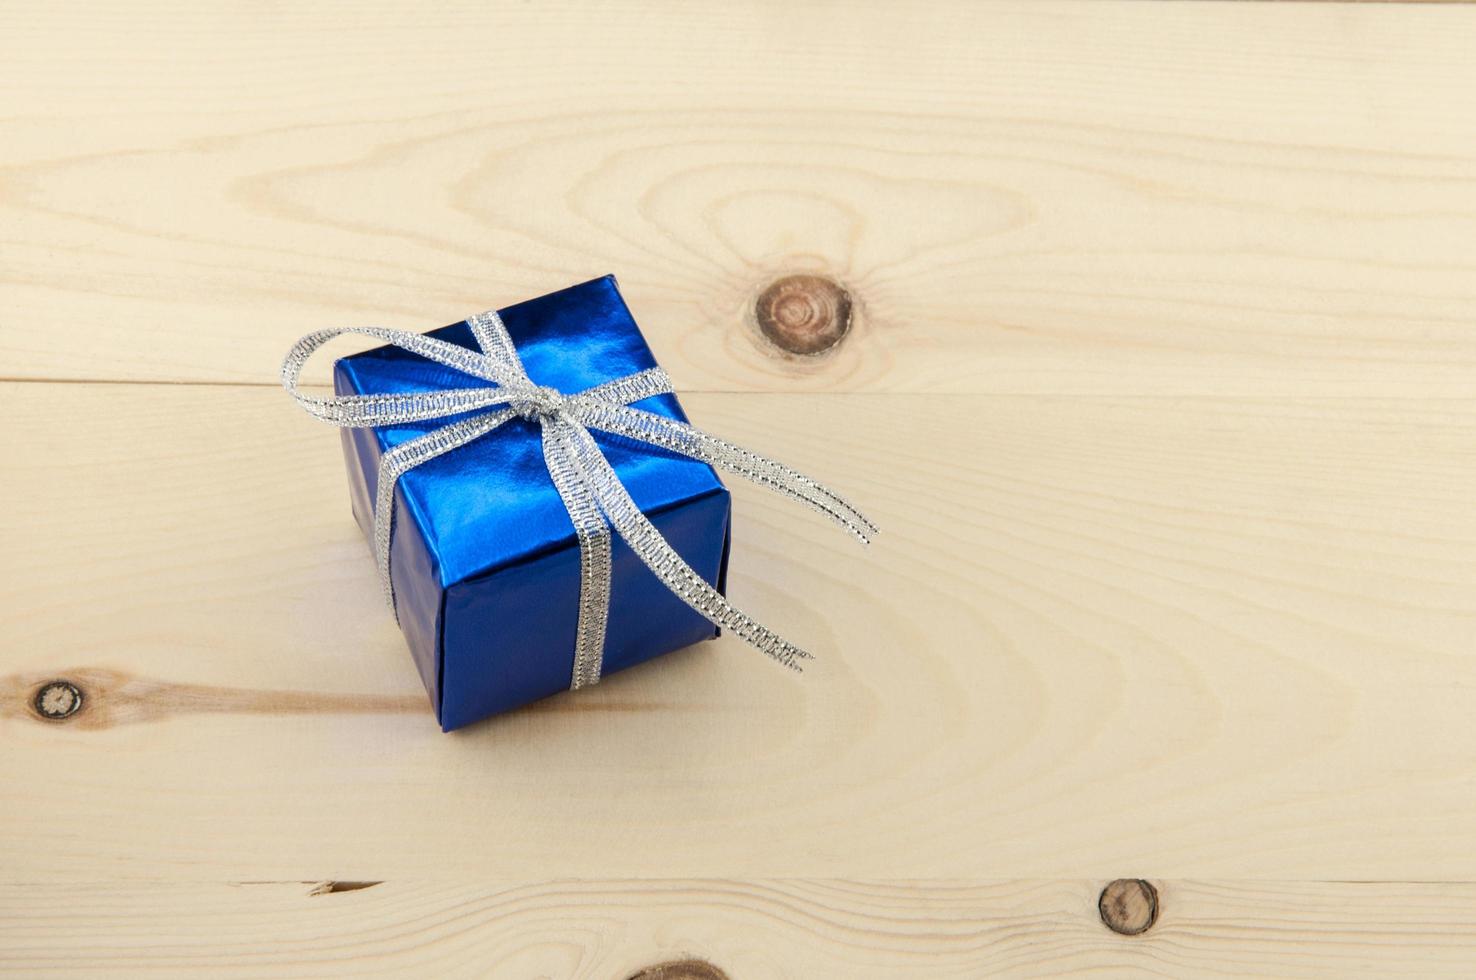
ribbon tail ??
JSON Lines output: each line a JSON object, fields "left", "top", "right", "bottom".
{"left": 541, "top": 418, "right": 613, "bottom": 689}
{"left": 559, "top": 423, "right": 812, "bottom": 671}
{"left": 571, "top": 400, "right": 877, "bottom": 544}
{"left": 373, "top": 408, "right": 518, "bottom": 618}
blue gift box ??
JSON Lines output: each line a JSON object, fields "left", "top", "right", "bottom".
{"left": 332, "top": 276, "right": 731, "bottom": 731}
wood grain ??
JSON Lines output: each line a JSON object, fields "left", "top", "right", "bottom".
{"left": 4, "top": 2, "right": 1476, "bottom": 396}
{"left": 4, "top": 879, "right": 1476, "bottom": 978}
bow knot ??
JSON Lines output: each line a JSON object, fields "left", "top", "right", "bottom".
{"left": 281, "top": 309, "right": 875, "bottom": 692}
{"left": 513, "top": 384, "right": 566, "bottom": 422}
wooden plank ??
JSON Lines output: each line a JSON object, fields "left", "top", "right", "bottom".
{"left": 4, "top": 879, "right": 1476, "bottom": 977}
{"left": 4, "top": 382, "right": 1473, "bottom": 882}
{"left": 4, "top": 2, "right": 1476, "bottom": 395}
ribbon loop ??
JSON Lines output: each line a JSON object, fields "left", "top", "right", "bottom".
{"left": 283, "top": 310, "right": 874, "bottom": 688}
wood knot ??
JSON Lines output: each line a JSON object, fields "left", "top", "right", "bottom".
{"left": 32, "top": 679, "right": 83, "bottom": 721}
{"left": 1098, "top": 879, "right": 1158, "bottom": 936}
{"left": 626, "top": 960, "right": 729, "bottom": 980}
{"left": 755, "top": 274, "right": 852, "bottom": 355}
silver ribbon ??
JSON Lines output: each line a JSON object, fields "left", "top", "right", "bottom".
{"left": 282, "top": 310, "right": 876, "bottom": 687}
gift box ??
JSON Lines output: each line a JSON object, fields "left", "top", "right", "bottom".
{"left": 332, "top": 276, "right": 731, "bottom": 730}
{"left": 284, "top": 274, "right": 874, "bottom": 733}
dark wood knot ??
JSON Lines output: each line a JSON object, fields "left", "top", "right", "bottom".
{"left": 755, "top": 274, "right": 852, "bottom": 355}
{"left": 1098, "top": 879, "right": 1158, "bottom": 936}
{"left": 32, "top": 679, "right": 83, "bottom": 721}
{"left": 626, "top": 959, "right": 728, "bottom": 980}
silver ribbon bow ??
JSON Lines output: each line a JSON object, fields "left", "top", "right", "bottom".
{"left": 282, "top": 310, "right": 875, "bottom": 688}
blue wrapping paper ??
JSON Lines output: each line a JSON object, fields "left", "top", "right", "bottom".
{"left": 333, "top": 276, "right": 731, "bottom": 730}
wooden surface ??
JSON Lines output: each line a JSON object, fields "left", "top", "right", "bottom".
{"left": 4, "top": 1, "right": 1476, "bottom": 975}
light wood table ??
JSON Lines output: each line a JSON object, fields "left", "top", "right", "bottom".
{"left": 4, "top": 2, "right": 1476, "bottom": 975}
